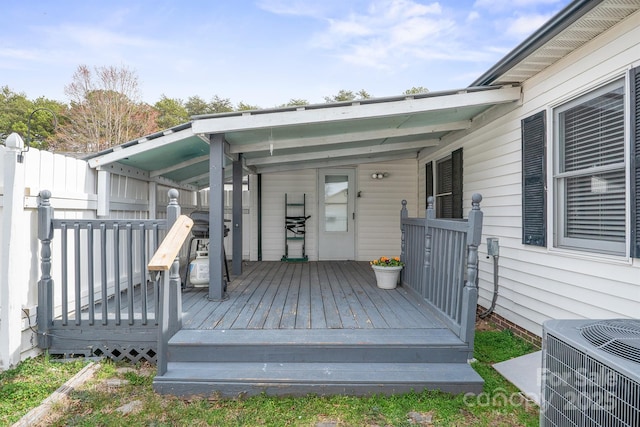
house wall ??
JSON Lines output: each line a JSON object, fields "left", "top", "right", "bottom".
{"left": 419, "top": 11, "right": 640, "bottom": 337}
{"left": 257, "top": 159, "right": 419, "bottom": 262}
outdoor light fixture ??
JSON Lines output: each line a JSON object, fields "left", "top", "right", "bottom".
{"left": 19, "top": 107, "right": 58, "bottom": 163}
{"left": 370, "top": 172, "right": 389, "bottom": 180}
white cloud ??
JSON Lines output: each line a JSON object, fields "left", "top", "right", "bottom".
{"left": 466, "top": 11, "right": 480, "bottom": 22}
{"left": 38, "top": 24, "right": 159, "bottom": 50}
{"left": 505, "top": 13, "right": 555, "bottom": 38}
{"left": 256, "top": 0, "right": 337, "bottom": 18}
{"left": 474, "top": 0, "right": 563, "bottom": 10}
{"left": 306, "top": 0, "right": 458, "bottom": 69}
{"left": 0, "top": 48, "right": 39, "bottom": 62}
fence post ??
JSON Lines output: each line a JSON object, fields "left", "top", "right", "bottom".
{"left": 36, "top": 190, "right": 54, "bottom": 349}
{"left": 157, "top": 189, "right": 182, "bottom": 376}
{"left": 459, "top": 193, "right": 483, "bottom": 352}
{"left": 0, "top": 134, "right": 29, "bottom": 368}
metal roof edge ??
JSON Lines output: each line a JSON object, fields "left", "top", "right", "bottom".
{"left": 82, "top": 122, "right": 193, "bottom": 161}
{"left": 190, "top": 85, "right": 514, "bottom": 121}
{"left": 469, "top": 0, "right": 604, "bottom": 87}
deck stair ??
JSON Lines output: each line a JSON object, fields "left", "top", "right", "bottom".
{"left": 152, "top": 328, "right": 484, "bottom": 397}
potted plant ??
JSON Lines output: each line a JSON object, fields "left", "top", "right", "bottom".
{"left": 370, "top": 256, "right": 404, "bottom": 289}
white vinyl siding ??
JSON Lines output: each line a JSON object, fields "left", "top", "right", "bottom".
{"left": 419, "top": 9, "right": 640, "bottom": 336}
{"left": 554, "top": 80, "right": 627, "bottom": 255}
{"left": 261, "top": 170, "right": 317, "bottom": 261}
{"left": 357, "top": 160, "right": 418, "bottom": 262}
{"left": 257, "top": 160, "right": 418, "bottom": 262}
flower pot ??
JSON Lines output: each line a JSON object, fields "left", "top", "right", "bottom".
{"left": 371, "top": 265, "right": 402, "bottom": 289}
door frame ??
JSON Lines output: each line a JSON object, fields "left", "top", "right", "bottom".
{"left": 317, "top": 168, "right": 356, "bottom": 260}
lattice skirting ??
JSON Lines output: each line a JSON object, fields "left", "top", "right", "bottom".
{"left": 91, "top": 345, "right": 157, "bottom": 363}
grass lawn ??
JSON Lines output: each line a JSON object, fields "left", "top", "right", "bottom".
{"left": 1, "top": 327, "right": 540, "bottom": 426}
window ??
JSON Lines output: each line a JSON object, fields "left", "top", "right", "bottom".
{"left": 522, "top": 67, "right": 640, "bottom": 257}
{"left": 554, "top": 80, "right": 626, "bottom": 255}
{"left": 426, "top": 148, "right": 463, "bottom": 218}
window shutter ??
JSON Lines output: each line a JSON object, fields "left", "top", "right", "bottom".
{"left": 522, "top": 111, "right": 546, "bottom": 246}
{"left": 426, "top": 161, "right": 433, "bottom": 209}
{"left": 452, "top": 148, "right": 463, "bottom": 218}
{"left": 632, "top": 66, "right": 640, "bottom": 258}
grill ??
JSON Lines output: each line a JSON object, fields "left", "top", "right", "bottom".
{"left": 182, "top": 210, "right": 230, "bottom": 287}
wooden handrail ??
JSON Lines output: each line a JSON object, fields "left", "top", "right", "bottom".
{"left": 148, "top": 215, "right": 193, "bottom": 271}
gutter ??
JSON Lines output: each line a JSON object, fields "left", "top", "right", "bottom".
{"left": 470, "top": 0, "right": 604, "bottom": 87}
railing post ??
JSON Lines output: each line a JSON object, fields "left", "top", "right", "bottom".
{"left": 459, "top": 193, "right": 483, "bottom": 352}
{"left": 157, "top": 189, "right": 182, "bottom": 376}
{"left": 37, "top": 190, "right": 54, "bottom": 349}
{"left": 400, "top": 200, "right": 408, "bottom": 263}
{"left": 422, "top": 196, "right": 435, "bottom": 298}
{"left": 400, "top": 200, "right": 408, "bottom": 285}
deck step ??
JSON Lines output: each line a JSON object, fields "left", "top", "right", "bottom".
{"left": 167, "top": 329, "right": 471, "bottom": 364}
{"left": 153, "top": 361, "right": 484, "bottom": 397}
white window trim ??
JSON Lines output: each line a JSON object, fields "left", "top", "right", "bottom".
{"left": 550, "top": 77, "right": 631, "bottom": 257}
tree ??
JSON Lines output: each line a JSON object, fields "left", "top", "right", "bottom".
{"left": 154, "top": 95, "right": 188, "bottom": 129}
{"left": 323, "top": 89, "right": 372, "bottom": 103}
{"left": 0, "top": 86, "right": 65, "bottom": 149}
{"left": 404, "top": 86, "right": 429, "bottom": 95}
{"left": 54, "top": 65, "right": 159, "bottom": 152}
{"left": 185, "top": 95, "right": 210, "bottom": 116}
{"left": 280, "top": 98, "right": 309, "bottom": 107}
{"left": 209, "top": 95, "right": 234, "bottom": 114}
{"left": 236, "top": 101, "right": 261, "bottom": 111}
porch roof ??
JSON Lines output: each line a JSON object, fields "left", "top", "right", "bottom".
{"left": 85, "top": 84, "right": 521, "bottom": 189}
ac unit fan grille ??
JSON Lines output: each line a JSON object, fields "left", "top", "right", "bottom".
{"left": 580, "top": 320, "right": 640, "bottom": 364}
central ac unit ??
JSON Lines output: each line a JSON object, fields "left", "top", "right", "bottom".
{"left": 541, "top": 319, "right": 640, "bottom": 427}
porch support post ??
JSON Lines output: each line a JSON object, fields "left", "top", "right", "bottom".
{"left": 459, "top": 193, "right": 483, "bottom": 354}
{"left": 400, "top": 200, "right": 407, "bottom": 283}
{"left": 208, "top": 133, "right": 226, "bottom": 301}
{"left": 232, "top": 155, "right": 243, "bottom": 275}
{"left": 0, "top": 134, "right": 29, "bottom": 368}
{"left": 96, "top": 169, "right": 110, "bottom": 217}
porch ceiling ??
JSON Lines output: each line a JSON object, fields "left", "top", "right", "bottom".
{"left": 85, "top": 85, "right": 521, "bottom": 189}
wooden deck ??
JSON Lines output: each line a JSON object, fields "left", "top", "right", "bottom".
{"left": 180, "top": 261, "right": 445, "bottom": 331}
{"left": 156, "top": 261, "right": 484, "bottom": 396}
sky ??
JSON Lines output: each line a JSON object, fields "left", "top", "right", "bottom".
{"left": 1, "top": 0, "right": 573, "bottom": 108}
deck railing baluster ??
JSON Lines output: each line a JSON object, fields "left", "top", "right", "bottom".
{"left": 140, "top": 224, "right": 148, "bottom": 325}
{"left": 88, "top": 223, "right": 95, "bottom": 325}
{"left": 127, "top": 223, "right": 134, "bottom": 325}
{"left": 74, "top": 223, "right": 81, "bottom": 326}
{"left": 100, "top": 223, "right": 108, "bottom": 325}
{"left": 113, "top": 223, "right": 121, "bottom": 325}
{"left": 61, "top": 223, "right": 68, "bottom": 326}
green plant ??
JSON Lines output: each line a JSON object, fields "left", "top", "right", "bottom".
{"left": 5, "top": 328, "right": 540, "bottom": 426}
{"left": 370, "top": 256, "right": 404, "bottom": 267}
{"left": 0, "top": 355, "right": 88, "bottom": 425}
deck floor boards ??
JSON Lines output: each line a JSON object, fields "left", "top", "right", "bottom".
{"left": 181, "top": 261, "right": 445, "bottom": 331}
